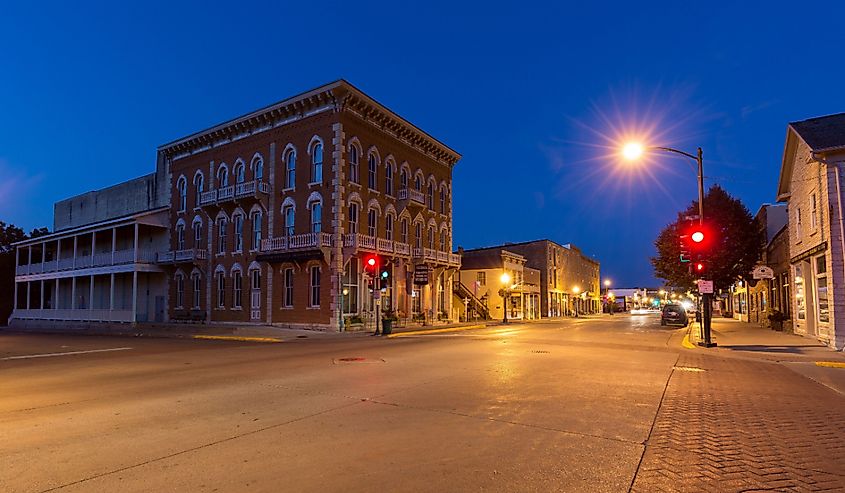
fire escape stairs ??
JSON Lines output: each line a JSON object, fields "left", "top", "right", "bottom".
{"left": 455, "top": 281, "right": 490, "bottom": 320}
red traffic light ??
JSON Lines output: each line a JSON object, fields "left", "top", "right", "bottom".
{"left": 367, "top": 257, "right": 376, "bottom": 267}
{"left": 695, "top": 262, "right": 705, "bottom": 272}
{"left": 691, "top": 231, "right": 705, "bottom": 243}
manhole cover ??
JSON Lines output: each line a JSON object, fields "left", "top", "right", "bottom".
{"left": 673, "top": 366, "right": 706, "bottom": 372}
{"left": 531, "top": 350, "right": 550, "bottom": 354}
{"left": 333, "top": 357, "right": 386, "bottom": 364}
{"left": 296, "top": 335, "right": 308, "bottom": 339}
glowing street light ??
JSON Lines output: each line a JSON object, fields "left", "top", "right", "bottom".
{"left": 501, "top": 272, "right": 512, "bottom": 324}
{"left": 622, "top": 142, "right": 644, "bottom": 160}
{"left": 572, "top": 286, "right": 581, "bottom": 317}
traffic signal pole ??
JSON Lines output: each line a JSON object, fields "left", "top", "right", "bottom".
{"left": 696, "top": 147, "right": 715, "bottom": 347}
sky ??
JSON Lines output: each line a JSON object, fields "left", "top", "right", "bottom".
{"left": 3, "top": 1, "right": 845, "bottom": 286}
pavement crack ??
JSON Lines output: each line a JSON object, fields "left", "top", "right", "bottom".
{"left": 39, "top": 399, "right": 365, "bottom": 493}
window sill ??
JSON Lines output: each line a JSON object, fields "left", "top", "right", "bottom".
{"left": 233, "top": 250, "right": 243, "bottom": 255}
{"left": 231, "top": 307, "right": 243, "bottom": 311}
{"left": 282, "top": 187, "right": 295, "bottom": 193}
{"left": 369, "top": 189, "right": 380, "bottom": 196}
{"left": 308, "top": 182, "right": 322, "bottom": 188}
{"left": 216, "top": 253, "right": 227, "bottom": 257}
{"left": 307, "top": 306, "right": 321, "bottom": 310}
{"left": 348, "top": 182, "right": 362, "bottom": 189}
{"left": 281, "top": 306, "right": 294, "bottom": 310}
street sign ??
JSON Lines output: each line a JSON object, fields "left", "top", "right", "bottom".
{"left": 697, "top": 280, "right": 714, "bottom": 294}
{"left": 413, "top": 266, "right": 430, "bottom": 285}
{"left": 752, "top": 265, "right": 775, "bottom": 280}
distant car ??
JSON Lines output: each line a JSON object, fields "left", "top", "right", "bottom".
{"left": 661, "top": 303, "right": 688, "bottom": 326}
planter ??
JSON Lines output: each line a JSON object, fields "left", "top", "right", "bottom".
{"left": 381, "top": 319, "right": 393, "bottom": 335}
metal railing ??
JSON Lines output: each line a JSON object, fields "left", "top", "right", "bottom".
{"left": 397, "top": 188, "right": 425, "bottom": 204}
{"left": 14, "top": 249, "right": 154, "bottom": 276}
{"left": 198, "top": 180, "right": 270, "bottom": 206}
{"left": 13, "top": 308, "right": 133, "bottom": 322}
{"left": 156, "top": 249, "right": 208, "bottom": 263}
{"left": 261, "top": 232, "right": 333, "bottom": 252}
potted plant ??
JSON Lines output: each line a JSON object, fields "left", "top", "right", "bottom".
{"left": 344, "top": 315, "right": 364, "bottom": 331}
{"left": 381, "top": 310, "right": 398, "bottom": 335}
{"left": 767, "top": 310, "right": 787, "bottom": 331}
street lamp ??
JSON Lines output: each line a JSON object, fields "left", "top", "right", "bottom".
{"left": 622, "top": 141, "right": 713, "bottom": 346}
{"left": 604, "top": 279, "right": 612, "bottom": 315}
{"left": 572, "top": 286, "right": 580, "bottom": 317}
{"left": 500, "top": 272, "right": 511, "bottom": 324}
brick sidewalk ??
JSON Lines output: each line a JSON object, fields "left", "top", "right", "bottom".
{"left": 631, "top": 352, "right": 845, "bottom": 492}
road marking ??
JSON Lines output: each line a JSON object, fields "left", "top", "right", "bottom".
{"left": 815, "top": 361, "right": 845, "bottom": 369}
{"left": 681, "top": 334, "right": 696, "bottom": 349}
{"left": 1, "top": 347, "right": 133, "bottom": 361}
{"left": 386, "top": 324, "right": 487, "bottom": 338}
{"left": 192, "top": 335, "right": 282, "bottom": 343}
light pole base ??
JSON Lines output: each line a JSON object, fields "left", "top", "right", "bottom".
{"left": 697, "top": 341, "right": 718, "bottom": 348}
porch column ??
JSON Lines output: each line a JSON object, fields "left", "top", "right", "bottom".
{"left": 109, "top": 273, "right": 115, "bottom": 311}
{"left": 13, "top": 279, "right": 18, "bottom": 311}
{"left": 132, "top": 271, "right": 138, "bottom": 322}
{"left": 55, "top": 278, "right": 60, "bottom": 310}
{"left": 71, "top": 277, "right": 77, "bottom": 309}
{"left": 26, "top": 281, "right": 31, "bottom": 310}
{"left": 111, "top": 227, "right": 117, "bottom": 264}
{"left": 133, "top": 224, "right": 139, "bottom": 262}
{"left": 91, "top": 231, "right": 96, "bottom": 265}
{"left": 40, "top": 280, "right": 45, "bottom": 309}
{"left": 41, "top": 244, "right": 46, "bottom": 264}
{"left": 15, "top": 246, "right": 19, "bottom": 271}
{"left": 56, "top": 238, "right": 61, "bottom": 265}
{"left": 27, "top": 246, "right": 32, "bottom": 267}
{"left": 73, "top": 236, "right": 78, "bottom": 268}
{"left": 89, "top": 275, "right": 95, "bottom": 312}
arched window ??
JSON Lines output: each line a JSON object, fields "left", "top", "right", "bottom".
{"left": 348, "top": 203, "right": 359, "bottom": 234}
{"left": 414, "top": 222, "right": 422, "bottom": 249}
{"left": 400, "top": 218, "right": 409, "bottom": 244}
{"left": 385, "top": 213, "right": 394, "bottom": 241}
{"left": 217, "top": 217, "right": 228, "bottom": 254}
{"left": 217, "top": 165, "right": 229, "bottom": 187}
{"left": 349, "top": 145, "right": 359, "bottom": 184}
{"left": 368, "top": 153, "right": 377, "bottom": 190}
{"left": 192, "top": 218, "right": 203, "bottom": 247}
{"left": 400, "top": 169, "right": 408, "bottom": 191}
{"left": 191, "top": 272, "right": 202, "bottom": 309}
{"left": 311, "top": 142, "right": 323, "bottom": 183}
{"left": 427, "top": 184, "right": 434, "bottom": 209}
{"left": 193, "top": 172, "right": 204, "bottom": 205}
{"left": 234, "top": 161, "right": 245, "bottom": 184}
{"left": 233, "top": 214, "right": 244, "bottom": 252}
{"left": 252, "top": 155, "right": 264, "bottom": 181}
{"left": 285, "top": 149, "right": 296, "bottom": 189}
{"left": 216, "top": 270, "right": 226, "bottom": 308}
{"left": 428, "top": 226, "right": 435, "bottom": 249}
{"left": 176, "top": 223, "right": 185, "bottom": 250}
{"left": 440, "top": 188, "right": 446, "bottom": 214}
{"left": 414, "top": 175, "right": 422, "bottom": 191}
{"left": 385, "top": 164, "right": 393, "bottom": 196}
{"left": 175, "top": 273, "right": 185, "bottom": 308}
{"left": 232, "top": 269, "right": 243, "bottom": 308}
{"left": 311, "top": 202, "right": 322, "bottom": 233}
{"left": 284, "top": 204, "right": 295, "bottom": 237}
{"left": 251, "top": 211, "right": 262, "bottom": 251}
{"left": 440, "top": 230, "right": 447, "bottom": 251}
{"left": 367, "top": 209, "right": 377, "bottom": 237}
{"left": 177, "top": 177, "right": 187, "bottom": 212}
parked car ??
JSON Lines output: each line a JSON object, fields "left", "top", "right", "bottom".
{"left": 661, "top": 303, "right": 688, "bottom": 326}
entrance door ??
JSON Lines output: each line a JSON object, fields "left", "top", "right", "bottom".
{"left": 155, "top": 296, "right": 165, "bottom": 322}
{"left": 250, "top": 269, "right": 261, "bottom": 321}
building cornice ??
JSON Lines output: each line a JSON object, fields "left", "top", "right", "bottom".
{"left": 158, "top": 80, "right": 461, "bottom": 169}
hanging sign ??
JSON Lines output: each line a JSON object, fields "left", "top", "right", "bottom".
{"left": 413, "top": 266, "right": 430, "bottom": 285}
{"left": 752, "top": 265, "right": 774, "bottom": 280}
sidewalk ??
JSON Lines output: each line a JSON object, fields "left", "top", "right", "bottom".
{"left": 687, "top": 316, "right": 845, "bottom": 363}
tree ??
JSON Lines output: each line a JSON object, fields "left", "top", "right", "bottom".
{"left": 0, "top": 222, "right": 50, "bottom": 325}
{"left": 651, "top": 185, "right": 763, "bottom": 291}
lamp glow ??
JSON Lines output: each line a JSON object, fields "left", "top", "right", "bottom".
{"left": 622, "top": 142, "right": 644, "bottom": 160}
{"left": 500, "top": 273, "right": 511, "bottom": 285}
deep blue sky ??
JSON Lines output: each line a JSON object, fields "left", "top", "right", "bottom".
{"left": 3, "top": 1, "right": 844, "bottom": 286}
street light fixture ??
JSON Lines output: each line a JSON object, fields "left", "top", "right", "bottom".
{"left": 623, "top": 142, "right": 714, "bottom": 347}
{"left": 572, "top": 286, "right": 581, "bottom": 317}
{"left": 604, "top": 279, "right": 612, "bottom": 315}
{"left": 500, "top": 272, "right": 512, "bottom": 324}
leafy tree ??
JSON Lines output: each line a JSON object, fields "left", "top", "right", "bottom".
{"left": 0, "top": 222, "right": 50, "bottom": 325}
{"left": 651, "top": 185, "right": 763, "bottom": 290}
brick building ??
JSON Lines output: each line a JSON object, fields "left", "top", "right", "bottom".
{"left": 457, "top": 240, "right": 600, "bottom": 318}
{"left": 11, "top": 80, "right": 461, "bottom": 331}
{"left": 457, "top": 248, "right": 541, "bottom": 321}
{"left": 776, "top": 113, "right": 845, "bottom": 349}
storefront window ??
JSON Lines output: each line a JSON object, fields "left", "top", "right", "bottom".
{"left": 343, "top": 260, "right": 359, "bottom": 314}
{"left": 795, "top": 265, "right": 806, "bottom": 320}
{"left": 815, "top": 255, "right": 829, "bottom": 324}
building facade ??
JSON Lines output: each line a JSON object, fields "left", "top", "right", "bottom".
{"left": 776, "top": 113, "right": 845, "bottom": 349}
{"left": 458, "top": 248, "right": 541, "bottom": 321}
{"left": 11, "top": 80, "right": 461, "bottom": 331}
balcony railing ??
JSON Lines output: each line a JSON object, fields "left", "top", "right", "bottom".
{"left": 397, "top": 188, "right": 426, "bottom": 205}
{"left": 394, "top": 242, "right": 411, "bottom": 256}
{"left": 199, "top": 190, "right": 217, "bottom": 206}
{"left": 156, "top": 249, "right": 208, "bottom": 264}
{"left": 261, "top": 232, "right": 333, "bottom": 253}
{"left": 198, "top": 180, "right": 270, "bottom": 207}
{"left": 344, "top": 234, "right": 412, "bottom": 257}
{"left": 14, "top": 248, "right": 155, "bottom": 276}
{"left": 13, "top": 308, "right": 133, "bottom": 322}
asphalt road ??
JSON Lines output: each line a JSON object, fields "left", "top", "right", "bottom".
{"left": 1, "top": 315, "right": 841, "bottom": 492}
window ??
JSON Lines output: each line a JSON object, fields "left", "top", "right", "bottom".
{"left": 385, "top": 164, "right": 393, "bottom": 196}
{"left": 251, "top": 268, "right": 260, "bottom": 290}
{"left": 385, "top": 214, "right": 394, "bottom": 241}
{"left": 177, "top": 177, "right": 187, "bottom": 212}
{"left": 816, "top": 255, "right": 829, "bottom": 324}
{"left": 217, "top": 165, "right": 228, "bottom": 187}
{"left": 368, "top": 209, "right": 377, "bottom": 237}
{"left": 415, "top": 222, "right": 422, "bottom": 249}
{"left": 175, "top": 274, "right": 185, "bottom": 308}
{"left": 216, "top": 271, "right": 226, "bottom": 308}
{"left": 234, "top": 162, "right": 245, "bottom": 184}
{"left": 428, "top": 226, "right": 435, "bottom": 249}
{"left": 349, "top": 145, "right": 359, "bottom": 184}
{"left": 440, "top": 230, "right": 446, "bottom": 251}
{"left": 795, "top": 264, "right": 805, "bottom": 320}
{"left": 283, "top": 268, "right": 294, "bottom": 308}
{"left": 194, "top": 173, "right": 204, "bottom": 205}
{"left": 477, "top": 272, "right": 486, "bottom": 286}
{"left": 796, "top": 208, "right": 802, "bottom": 240}
{"left": 400, "top": 169, "right": 408, "bottom": 191}
{"left": 192, "top": 273, "right": 201, "bottom": 309}
{"left": 311, "top": 202, "right": 322, "bottom": 233}
{"left": 311, "top": 142, "right": 323, "bottom": 183}
{"left": 440, "top": 188, "right": 446, "bottom": 213}
{"left": 193, "top": 220, "right": 202, "bottom": 247}
{"left": 253, "top": 156, "right": 264, "bottom": 181}
{"left": 176, "top": 224, "right": 185, "bottom": 250}
{"left": 414, "top": 175, "right": 422, "bottom": 191}
{"left": 233, "top": 214, "right": 243, "bottom": 252}
{"left": 310, "top": 265, "right": 321, "bottom": 307}
{"left": 217, "top": 218, "right": 227, "bottom": 254}
{"left": 284, "top": 206, "right": 295, "bottom": 237}
{"left": 401, "top": 218, "right": 409, "bottom": 244}
{"left": 285, "top": 150, "right": 296, "bottom": 189}
{"left": 233, "top": 271, "right": 243, "bottom": 308}
{"left": 427, "top": 184, "right": 434, "bottom": 209}
{"left": 368, "top": 153, "right": 377, "bottom": 189}
{"left": 811, "top": 193, "right": 818, "bottom": 230}
{"left": 348, "top": 203, "right": 359, "bottom": 234}
{"left": 251, "top": 212, "right": 262, "bottom": 250}
{"left": 342, "top": 260, "right": 358, "bottom": 314}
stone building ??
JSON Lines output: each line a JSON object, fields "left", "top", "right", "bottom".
{"left": 10, "top": 80, "right": 461, "bottom": 331}
{"left": 776, "top": 112, "right": 845, "bottom": 349}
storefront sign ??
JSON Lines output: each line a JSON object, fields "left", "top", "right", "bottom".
{"left": 697, "top": 280, "right": 714, "bottom": 294}
{"left": 752, "top": 265, "right": 774, "bottom": 280}
{"left": 790, "top": 242, "right": 827, "bottom": 264}
{"left": 413, "top": 266, "right": 430, "bottom": 285}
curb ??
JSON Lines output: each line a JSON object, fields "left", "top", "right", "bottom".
{"left": 192, "top": 335, "right": 283, "bottom": 343}
{"left": 386, "top": 324, "right": 487, "bottom": 338}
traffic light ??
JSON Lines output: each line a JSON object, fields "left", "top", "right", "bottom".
{"left": 694, "top": 261, "right": 706, "bottom": 275}
{"left": 379, "top": 262, "right": 391, "bottom": 290}
{"left": 679, "top": 232, "right": 691, "bottom": 263}
{"left": 363, "top": 255, "right": 379, "bottom": 289}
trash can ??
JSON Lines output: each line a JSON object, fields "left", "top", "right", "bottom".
{"left": 381, "top": 319, "right": 393, "bottom": 335}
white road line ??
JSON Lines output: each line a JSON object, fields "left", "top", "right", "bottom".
{"left": 1, "top": 347, "right": 133, "bottom": 361}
